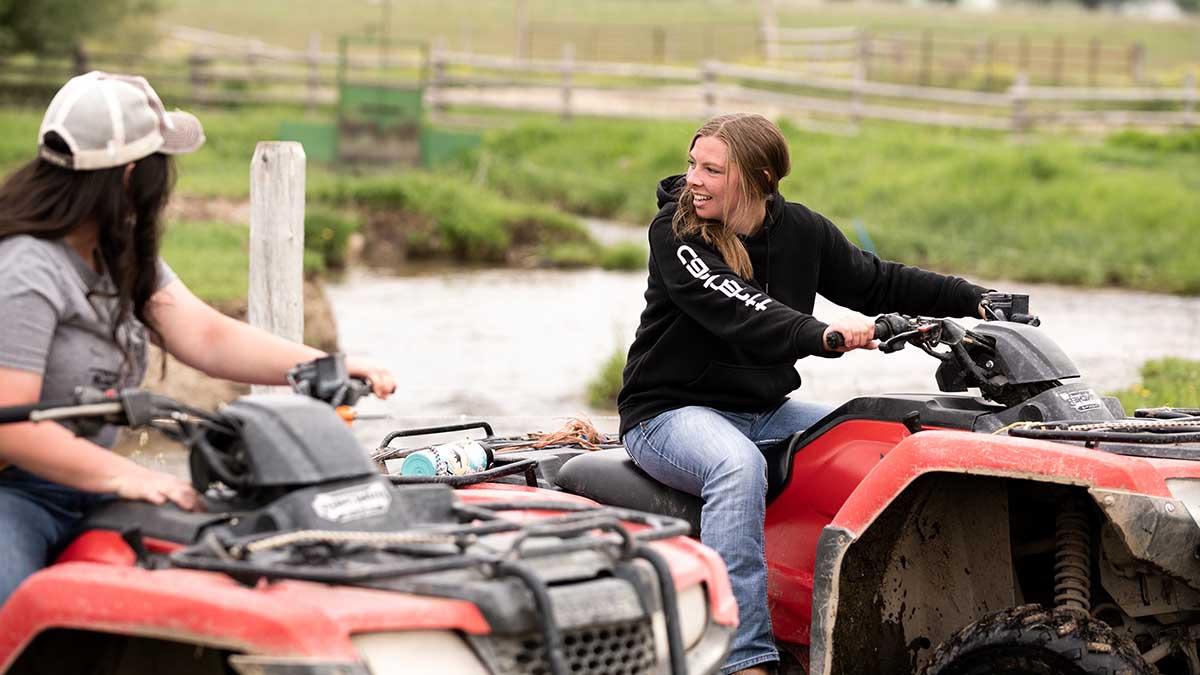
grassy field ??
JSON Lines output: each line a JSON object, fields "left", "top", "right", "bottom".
{"left": 0, "top": 103, "right": 613, "bottom": 300}
{"left": 159, "top": 220, "right": 249, "bottom": 305}
{"left": 157, "top": 0, "right": 1200, "bottom": 75}
{"left": 472, "top": 116, "right": 1200, "bottom": 294}
{"left": 1111, "top": 358, "right": 1200, "bottom": 411}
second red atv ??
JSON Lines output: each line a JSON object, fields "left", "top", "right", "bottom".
{"left": 0, "top": 357, "right": 736, "bottom": 675}
{"left": 382, "top": 293, "right": 1200, "bottom": 674}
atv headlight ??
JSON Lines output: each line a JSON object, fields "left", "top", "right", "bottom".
{"left": 351, "top": 631, "right": 489, "bottom": 675}
{"left": 1166, "top": 479, "right": 1200, "bottom": 529}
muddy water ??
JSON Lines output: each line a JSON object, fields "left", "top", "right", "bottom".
{"left": 327, "top": 264, "right": 1200, "bottom": 439}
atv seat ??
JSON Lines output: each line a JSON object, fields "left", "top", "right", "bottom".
{"left": 554, "top": 436, "right": 799, "bottom": 537}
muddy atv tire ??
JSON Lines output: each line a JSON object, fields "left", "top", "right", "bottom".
{"left": 921, "top": 604, "right": 1156, "bottom": 675}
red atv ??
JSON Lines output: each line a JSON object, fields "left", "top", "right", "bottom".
{"left": 0, "top": 357, "right": 736, "bottom": 675}
{"left": 383, "top": 294, "right": 1200, "bottom": 674}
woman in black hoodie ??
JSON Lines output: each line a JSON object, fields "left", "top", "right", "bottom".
{"left": 617, "top": 113, "right": 987, "bottom": 675}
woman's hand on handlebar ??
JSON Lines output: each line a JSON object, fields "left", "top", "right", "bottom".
{"left": 107, "top": 465, "right": 200, "bottom": 511}
{"left": 345, "top": 356, "right": 397, "bottom": 399}
{"left": 823, "top": 316, "right": 878, "bottom": 353}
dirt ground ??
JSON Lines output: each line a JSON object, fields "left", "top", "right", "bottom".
{"left": 114, "top": 279, "right": 339, "bottom": 467}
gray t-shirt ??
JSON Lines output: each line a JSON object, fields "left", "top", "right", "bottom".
{"left": 0, "top": 234, "right": 176, "bottom": 447}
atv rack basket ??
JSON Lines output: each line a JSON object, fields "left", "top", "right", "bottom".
{"left": 169, "top": 499, "right": 695, "bottom": 675}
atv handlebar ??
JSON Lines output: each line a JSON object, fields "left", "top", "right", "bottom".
{"left": 0, "top": 355, "right": 369, "bottom": 434}
{"left": 286, "top": 355, "right": 372, "bottom": 407}
{"left": 823, "top": 314, "right": 915, "bottom": 352}
{"left": 823, "top": 293, "right": 1039, "bottom": 352}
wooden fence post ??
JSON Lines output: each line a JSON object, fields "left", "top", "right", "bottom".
{"left": 72, "top": 45, "right": 89, "bottom": 75}
{"left": 760, "top": 0, "right": 779, "bottom": 64}
{"left": 1018, "top": 35, "right": 1030, "bottom": 79}
{"left": 1052, "top": 36, "right": 1064, "bottom": 86}
{"left": 249, "top": 142, "right": 306, "bottom": 393}
{"left": 859, "top": 30, "right": 873, "bottom": 82}
{"left": 652, "top": 26, "right": 667, "bottom": 64}
{"left": 1185, "top": 71, "right": 1197, "bottom": 127}
{"left": 306, "top": 33, "right": 321, "bottom": 113}
{"left": 514, "top": 0, "right": 529, "bottom": 60}
{"left": 919, "top": 30, "right": 933, "bottom": 86}
{"left": 1088, "top": 37, "right": 1099, "bottom": 88}
{"left": 431, "top": 39, "right": 448, "bottom": 115}
{"left": 1129, "top": 43, "right": 1145, "bottom": 85}
{"left": 851, "top": 46, "right": 866, "bottom": 132}
{"left": 561, "top": 42, "right": 574, "bottom": 122}
{"left": 188, "top": 51, "right": 212, "bottom": 104}
{"left": 985, "top": 38, "right": 996, "bottom": 91}
{"left": 1010, "top": 72, "right": 1030, "bottom": 138}
{"left": 702, "top": 61, "right": 717, "bottom": 119}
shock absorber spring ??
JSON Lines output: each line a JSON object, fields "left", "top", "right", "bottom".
{"left": 1054, "top": 501, "right": 1092, "bottom": 612}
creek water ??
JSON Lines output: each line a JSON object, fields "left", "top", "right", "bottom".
{"left": 328, "top": 259, "right": 1200, "bottom": 440}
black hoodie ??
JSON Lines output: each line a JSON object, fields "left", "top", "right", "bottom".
{"left": 616, "top": 175, "right": 987, "bottom": 437}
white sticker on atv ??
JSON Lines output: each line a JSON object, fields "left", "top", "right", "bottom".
{"left": 311, "top": 481, "right": 392, "bottom": 523}
{"left": 1058, "top": 389, "right": 1103, "bottom": 413}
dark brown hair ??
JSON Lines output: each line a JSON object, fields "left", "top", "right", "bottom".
{"left": 672, "top": 113, "right": 791, "bottom": 278}
{"left": 0, "top": 132, "right": 175, "bottom": 372}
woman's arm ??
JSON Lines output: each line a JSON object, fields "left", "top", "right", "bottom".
{"left": 147, "top": 279, "right": 395, "bottom": 396}
{"left": 813, "top": 213, "right": 988, "bottom": 319}
{"left": 0, "top": 367, "right": 198, "bottom": 509}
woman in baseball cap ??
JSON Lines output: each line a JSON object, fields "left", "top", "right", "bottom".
{"left": 0, "top": 72, "right": 396, "bottom": 603}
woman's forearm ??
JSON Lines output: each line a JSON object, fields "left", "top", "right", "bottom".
{"left": 0, "top": 421, "right": 152, "bottom": 494}
{"left": 185, "top": 310, "right": 324, "bottom": 384}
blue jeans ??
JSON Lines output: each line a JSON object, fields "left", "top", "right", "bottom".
{"left": 623, "top": 399, "right": 834, "bottom": 674}
{"left": 0, "top": 468, "right": 108, "bottom": 605}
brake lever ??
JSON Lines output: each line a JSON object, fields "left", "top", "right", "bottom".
{"left": 879, "top": 322, "right": 942, "bottom": 354}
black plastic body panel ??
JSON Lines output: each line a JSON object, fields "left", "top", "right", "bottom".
{"left": 218, "top": 394, "right": 378, "bottom": 487}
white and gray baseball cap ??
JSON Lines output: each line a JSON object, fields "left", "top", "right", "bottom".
{"left": 38, "top": 71, "right": 205, "bottom": 170}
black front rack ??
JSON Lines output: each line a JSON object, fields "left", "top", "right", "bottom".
{"left": 1009, "top": 415, "right": 1200, "bottom": 448}
{"left": 169, "top": 500, "right": 694, "bottom": 675}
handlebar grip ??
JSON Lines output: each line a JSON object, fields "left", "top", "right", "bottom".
{"left": 827, "top": 315, "right": 903, "bottom": 351}
{"left": 873, "top": 316, "right": 898, "bottom": 342}
{"left": 0, "top": 399, "right": 77, "bottom": 425}
{"left": 0, "top": 402, "right": 40, "bottom": 425}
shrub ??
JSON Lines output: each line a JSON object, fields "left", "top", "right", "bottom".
{"left": 304, "top": 206, "right": 361, "bottom": 272}
{"left": 1111, "top": 358, "right": 1200, "bottom": 412}
{"left": 313, "top": 171, "right": 591, "bottom": 263}
{"left": 600, "top": 242, "right": 648, "bottom": 271}
{"left": 586, "top": 347, "right": 627, "bottom": 410}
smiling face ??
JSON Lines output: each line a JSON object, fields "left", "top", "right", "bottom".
{"left": 686, "top": 135, "right": 743, "bottom": 224}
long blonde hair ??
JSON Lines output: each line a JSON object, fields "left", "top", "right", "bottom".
{"left": 672, "top": 113, "right": 790, "bottom": 278}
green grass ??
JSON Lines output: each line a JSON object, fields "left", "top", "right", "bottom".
{"left": 586, "top": 347, "right": 627, "bottom": 410}
{"left": 0, "top": 104, "right": 341, "bottom": 198}
{"left": 1110, "top": 358, "right": 1200, "bottom": 412}
{"left": 311, "top": 170, "right": 592, "bottom": 262}
{"left": 304, "top": 206, "right": 360, "bottom": 272}
{"left": 160, "top": 220, "right": 248, "bottom": 305}
{"left": 0, "top": 104, "right": 592, "bottom": 267}
{"left": 472, "top": 117, "right": 1200, "bottom": 294}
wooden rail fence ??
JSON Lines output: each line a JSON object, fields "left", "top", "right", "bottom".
{"left": 0, "top": 33, "right": 1194, "bottom": 137}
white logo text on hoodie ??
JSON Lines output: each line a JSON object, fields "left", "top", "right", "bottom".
{"left": 677, "top": 245, "right": 773, "bottom": 312}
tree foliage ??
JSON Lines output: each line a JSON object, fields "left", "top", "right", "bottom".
{"left": 0, "top": 0, "right": 158, "bottom": 55}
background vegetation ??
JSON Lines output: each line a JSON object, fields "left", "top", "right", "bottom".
{"left": 472, "top": 117, "right": 1200, "bottom": 293}
{"left": 1113, "top": 359, "right": 1200, "bottom": 411}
